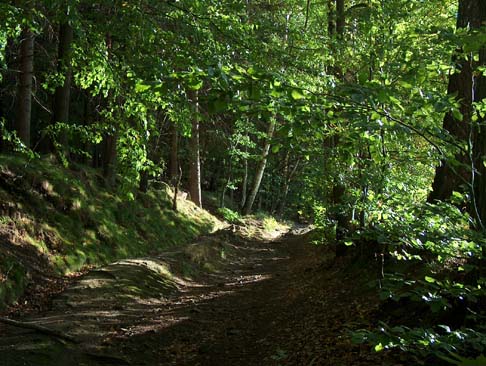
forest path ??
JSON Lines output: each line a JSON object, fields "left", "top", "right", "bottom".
{"left": 0, "top": 226, "right": 399, "bottom": 366}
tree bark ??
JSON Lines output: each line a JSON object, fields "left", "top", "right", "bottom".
{"left": 428, "top": 0, "right": 479, "bottom": 202}
{"left": 243, "top": 119, "right": 275, "bottom": 215}
{"left": 169, "top": 122, "right": 179, "bottom": 184}
{"left": 471, "top": 1, "right": 486, "bottom": 231}
{"left": 15, "top": 27, "right": 34, "bottom": 148}
{"left": 328, "top": 0, "right": 349, "bottom": 256}
{"left": 220, "top": 158, "right": 232, "bottom": 208}
{"left": 52, "top": 22, "right": 73, "bottom": 153}
{"left": 172, "top": 166, "right": 182, "bottom": 211}
{"left": 277, "top": 156, "right": 300, "bottom": 217}
{"left": 336, "top": 0, "right": 345, "bottom": 36}
{"left": 240, "top": 144, "right": 248, "bottom": 209}
{"left": 327, "top": 0, "right": 335, "bottom": 36}
{"left": 139, "top": 171, "right": 149, "bottom": 193}
{"left": 100, "top": 33, "right": 118, "bottom": 186}
{"left": 102, "top": 129, "right": 118, "bottom": 186}
{"left": 188, "top": 90, "right": 202, "bottom": 207}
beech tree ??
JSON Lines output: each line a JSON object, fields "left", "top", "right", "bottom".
{"left": 428, "top": 0, "right": 486, "bottom": 231}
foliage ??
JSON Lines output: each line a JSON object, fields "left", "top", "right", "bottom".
{"left": 1, "top": 0, "right": 485, "bottom": 363}
{"left": 217, "top": 207, "right": 242, "bottom": 224}
{"left": 0, "top": 155, "right": 221, "bottom": 308}
{"left": 351, "top": 200, "right": 486, "bottom": 364}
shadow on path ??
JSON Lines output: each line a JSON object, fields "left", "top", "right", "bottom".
{"left": 0, "top": 226, "right": 400, "bottom": 366}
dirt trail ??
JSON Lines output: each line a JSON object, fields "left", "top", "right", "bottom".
{"left": 0, "top": 227, "right": 400, "bottom": 366}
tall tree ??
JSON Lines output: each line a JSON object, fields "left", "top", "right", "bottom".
{"left": 428, "top": 0, "right": 478, "bottom": 202}
{"left": 188, "top": 90, "right": 202, "bottom": 208}
{"left": 168, "top": 122, "right": 179, "bottom": 185}
{"left": 243, "top": 118, "right": 275, "bottom": 215}
{"left": 15, "top": 27, "right": 34, "bottom": 148}
{"left": 336, "top": 0, "right": 345, "bottom": 36}
{"left": 427, "top": 0, "right": 486, "bottom": 232}
{"left": 471, "top": 1, "right": 486, "bottom": 230}
{"left": 52, "top": 20, "right": 74, "bottom": 153}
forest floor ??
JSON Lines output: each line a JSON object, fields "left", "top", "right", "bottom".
{"left": 0, "top": 223, "right": 404, "bottom": 366}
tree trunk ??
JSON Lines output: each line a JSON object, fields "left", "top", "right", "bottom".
{"left": 243, "top": 119, "right": 275, "bottom": 215}
{"left": 15, "top": 27, "right": 34, "bottom": 148}
{"left": 100, "top": 33, "right": 118, "bottom": 186}
{"left": 139, "top": 171, "right": 149, "bottom": 193}
{"left": 172, "top": 166, "right": 182, "bottom": 211}
{"left": 188, "top": 90, "right": 202, "bottom": 208}
{"left": 52, "top": 22, "right": 73, "bottom": 153}
{"left": 102, "top": 130, "right": 118, "bottom": 187}
{"left": 428, "top": 0, "right": 479, "bottom": 202}
{"left": 472, "top": 1, "right": 486, "bottom": 231}
{"left": 240, "top": 145, "right": 248, "bottom": 209}
{"left": 336, "top": 0, "right": 345, "bottom": 36}
{"left": 327, "top": 0, "right": 335, "bottom": 35}
{"left": 328, "top": 0, "right": 349, "bottom": 256}
{"left": 277, "top": 156, "right": 300, "bottom": 217}
{"left": 168, "top": 122, "right": 179, "bottom": 184}
{"left": 220, "top": 159, "right": 232, "bottom": 208}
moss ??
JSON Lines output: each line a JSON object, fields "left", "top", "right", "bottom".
{"left": 0, "top": 154, "right": 222, "bottom": 308}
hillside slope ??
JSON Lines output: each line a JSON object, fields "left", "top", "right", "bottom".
{"left": 0, "top": 155, "right": 222, "bottom": 309}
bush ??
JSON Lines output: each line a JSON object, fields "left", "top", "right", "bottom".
{"left": 217, "top": 207, "right": 241, "bottom": 223}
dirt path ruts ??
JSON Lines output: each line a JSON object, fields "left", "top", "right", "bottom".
{"left": 0, "top": 228, "right": 400, "bottom": 366}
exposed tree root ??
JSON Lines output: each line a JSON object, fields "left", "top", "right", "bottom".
{"left": 0, "top": 316, "right": 78, "bottom": 343}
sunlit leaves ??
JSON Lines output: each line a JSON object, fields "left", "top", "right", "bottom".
{"left": 290, "top": 89, "right": 305, "bottom": 100}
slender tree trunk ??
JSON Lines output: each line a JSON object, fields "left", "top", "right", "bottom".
{"left": 327, "top": 0, "right": 335, "bottom": 35}
{"left": 52, "top": 22, "right": 73, "bottom": 153}
{"left": 169, "top": 122, "right": 179, "bottom": 184}
{"left": 102, "top": 129, "right": 118, "bottom": 186}
{"left": 243, "top": 119, "right": 275, "bottom": 215}
{"left": 172, "top": 166, "right": 182, "bottom": 211}
{"left": 304, "top": 0, "right": 311, "bottom": 29}
{"left": 188, "top": 90, "right": 202, "bottom": 207}
{"left": 240, "top": 144, "right": 248, "bottom": 209}
{"left": 139, "top": 171, "right": 149, "bottom": 193}
{"left": 220, "top": 158, "right": 232, "bottom": 208}
{"left": 100, "top": 34, "right": 118, "bottom": 186}
{"left": 15, "top": 27, "right": 34, "bottom": 148}
{"left": 277, "top": 157, "right": 300, "bottom": 217}
{"left": 328, "top": 0, "right": 349, "bottom": 256}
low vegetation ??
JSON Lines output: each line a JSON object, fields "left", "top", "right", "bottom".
{"left": 0, "top": 155, "right": 222, "bottom": 309}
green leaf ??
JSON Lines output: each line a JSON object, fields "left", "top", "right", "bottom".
{"left": 371, "top": 111, "right": 381, "bottom": 120}
{"left": 291, "top": 89, "right": 305, "bottom": 100}
{"left": 452, "top": 109, "right": 463, "bottom": 121}
{"left": 135, "top": 83, "right": 151, "bottom": 93}
{"left": 374, "top": 343, "right": 384, "bottom": 352}
{"left": 425, "top": 276, "right": 436, "bottom": 283}
{"left": 188, "top": 79, "right": 203, "bottom": 91}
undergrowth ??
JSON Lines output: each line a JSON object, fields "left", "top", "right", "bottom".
{"left": 0, "top": 154, "right": 222, "bottom": 309}
{"left": 347, "top": 201, "right": 486, "bottom": 365}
